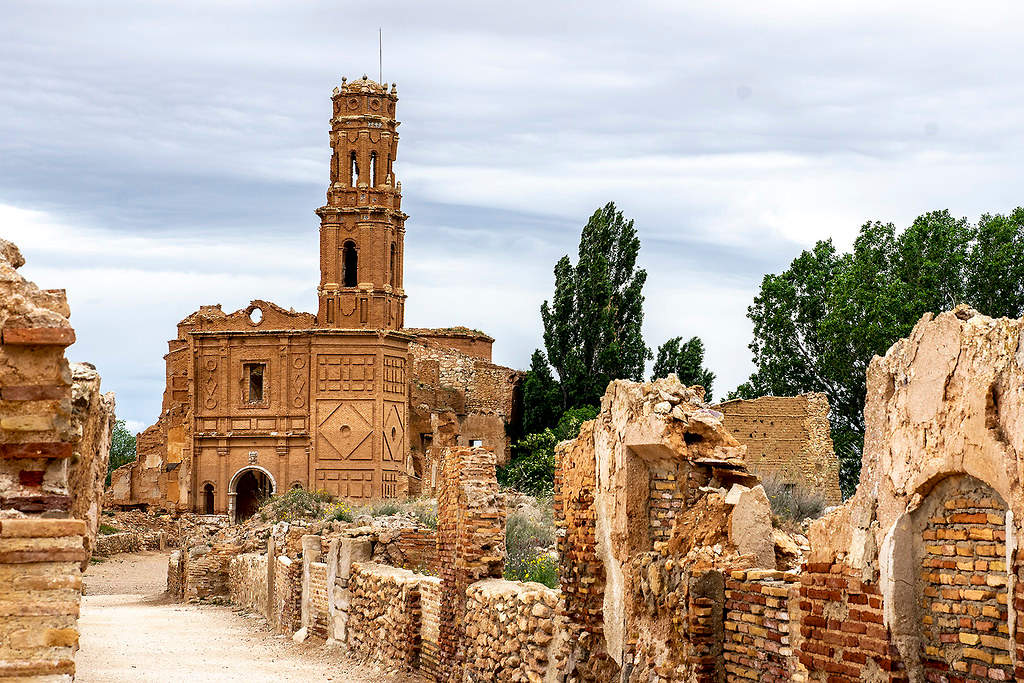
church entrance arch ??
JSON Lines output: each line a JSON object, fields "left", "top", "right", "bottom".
{"left": 228, "top": 465, "right": 277, "bottom": 523}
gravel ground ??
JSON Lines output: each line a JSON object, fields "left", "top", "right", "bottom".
{"left": 77, "top": 551, "right": 418, "bottom": 682}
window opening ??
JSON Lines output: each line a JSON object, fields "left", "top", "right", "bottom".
{"left": 350, "top": 151, "right": 359, "bottom": 186}
{"left": 244, "top": 363, "right": 265, "bottom": 403}
{"left": 343, "top": 241, "right": 358, "bottom": 287}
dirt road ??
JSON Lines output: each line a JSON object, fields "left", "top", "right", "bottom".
{"left": 77, "top": 551, "right": 415, "bottom": 682}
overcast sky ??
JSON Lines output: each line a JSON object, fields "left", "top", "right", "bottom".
{"left": 2, "top": 1, "right": 1023, "bottom": 431}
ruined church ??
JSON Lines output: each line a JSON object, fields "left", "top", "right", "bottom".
{"left": 108, "top": 76, "right": 522, "bottom": 520}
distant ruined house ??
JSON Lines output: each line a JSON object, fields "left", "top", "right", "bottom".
{"left": 107, "top": 76, "right": 521, "bottom": 520}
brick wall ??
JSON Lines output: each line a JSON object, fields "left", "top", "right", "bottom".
{"left": 724, "top": 569, "right": 798, "bottom": 682}
{"left": 716, "top": 394, "right": 842, "bottom": 504}
{"left": 375, "top": 527, "right": 438, "bottom": 574}
{"left": 918, "top": 487, "right": 1011, "bottom": 680}
{"left": 419, "top": 577, "right": 442, "bottom": 679}
{"left": 307, "top": 561, "right": 329, "bottom": 639}
{"left": 435, "top": 446, "right": 506, "bottom": 682}
{"left": 795, "top": 560, "right": 905, "bottom": 680}
{"left": 0, "top": 519, "right": 86, "bottom": 679}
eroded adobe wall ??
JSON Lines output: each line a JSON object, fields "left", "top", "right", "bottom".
{"left": 68, "top": 362, "right": 116, "bottom": 563}
{"left": 0, "top": 240, "right": 88, "bottom": 680}
{"left": 716, "top": 393, "right": 842, "bottom": 504}
{"left": 554, "top": 375, "right": 785, "bottom": 682}
{"left": 802, "top": 307, "right": 1024, "bottom": 682}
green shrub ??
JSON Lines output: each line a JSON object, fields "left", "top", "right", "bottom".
{"left": 98, "top": 523, "right": 122, "bottom": 535}
{"left": 761, "top": 476, "right": 826, "bottom": 528}
{"left": 324, "top": 501, "right": 355, "bottom": 523}
{"left": 499, "top": 406, "right": 597, "bottom": 494}
{"left": 259, "top": 488, "right": 333, "bottom": 522}
{"left": 503, "top": 501, "right": 557, "bottom": 588}
{"left": 105, "top": 419, "right": 137, "bottom": 487}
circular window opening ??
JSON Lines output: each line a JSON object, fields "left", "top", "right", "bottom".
{"left": 248, "top": 307, "right": 263, "bottom": 325}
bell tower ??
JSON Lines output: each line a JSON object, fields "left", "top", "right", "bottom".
{"left": 316, "top": 75, "right": 406, "bottom": 329}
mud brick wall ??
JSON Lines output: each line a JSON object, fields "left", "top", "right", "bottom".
{"left": 716, "top": 394, "right": 841, "bottom": 504}
{"left": 419, "top": 577, "right": 442, "bottom": 680}
{"left": 462, "top": 579, "right": 566, "bottom": 681}
{"left": 307, "top": 561, "right": 329, "bottom": 639}
{"left": 649, "top": 464, "right": 687, "bottom": 543}
{"left": 436, "top": 446, "right": 505, "bottom": 682}
{"left": 375, "top": 527, "right": 438, "bottom": 574}
{"left": 919, "top": 491, "right": 1011, "bottom": 680}
{"left": 346, "top": 562, "right": 425, "bottom": 671}
{"left": 795, "top": 561, "right": 905, "bottom": 680}
{"left": 0, "top": 518, "right": 86, "bottom": 680}
{"left": 724, "top": 569, "right": 798, "bottom": 682}
{"left": 274, "top": 555, "right": 302, "bottom": 634}
{"left": 228, "top": 552, "right": 268, "bottom": 617}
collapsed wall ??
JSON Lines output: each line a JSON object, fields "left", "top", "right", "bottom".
{"left": 408, "top": 328, "right": 523, "bottom": 494}
{"left": 0, "top": 239, "right": 96, "bottom": 680}
{"left": 716, "top": 393, "right": 842, "bottom": 504}
{"left": 67, "top": 363, "right": 116, "bottom": 563}
{"left": 174, "top": 307, "right": 1024, "bottom": 683}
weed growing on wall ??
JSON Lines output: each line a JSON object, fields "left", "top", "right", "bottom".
{"left": 504, "top": 497, "right": 558, "bottom": 588}
{"left": 760, "top": 476, "right": 826, "bottom": 531}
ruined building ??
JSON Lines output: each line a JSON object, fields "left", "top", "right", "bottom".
{"left": 108, "top": 76, "right": 521, "bottom": 519}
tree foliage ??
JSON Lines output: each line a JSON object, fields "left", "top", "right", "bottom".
{"left": 541, "top": 202, "right": 651, "bottom": 411}
{"left": 498, "top": 406, "right": 599, "bottom": 495}
{"left": 736, "top": 209, "right": 1024, "bottom": 498}
{"left": 520, "top": 350, "right": 563, "bottom": 435}
{"left": 106, "top": 419, "right": 137, "bottom": 487}
{"left": 651, "top": 336, "right": 715, "bottom": 400}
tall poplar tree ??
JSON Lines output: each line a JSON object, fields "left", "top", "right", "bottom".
{"left": 540, "top": 202, "right": 651, "bottom": 410}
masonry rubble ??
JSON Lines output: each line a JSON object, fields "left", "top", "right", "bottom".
{"left": 169, "top": 306, "right": 1024, "bottom": 683}
{"left": 0, "top": 239, "right": 114, "bottom": 681}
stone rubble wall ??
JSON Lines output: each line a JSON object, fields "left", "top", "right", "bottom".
{"left": 462, "top": 579, "right": 566, "bottom": 682}
{"left": 346, "top": 562, "right": 425, "bottom": 670}
{"left": 67, "top": 363, "right": 116, "bottom": 564}
{"left": 92, "top": 531, "right": 166, "bottom": 556}
{"left": 228, "top": 552, "right": 268, "bottom": 617}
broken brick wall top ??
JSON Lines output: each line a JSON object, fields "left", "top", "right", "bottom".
{"left": 556, "top": 375, "right": 790, "bottom": 680}
{"left": 406, "top": 327, "right": 494, "bottom": 361}
{"left": 68, "top": 362, "right": 116, "bottom": 563}
{"left": 0, "top": 238, "right": 77, "bottom": 513}
{"left": 716, "top": 393, "right": 841, "bottom": 504}
{"left": 807, "top": 306, "right": 1024, "bottom": 678}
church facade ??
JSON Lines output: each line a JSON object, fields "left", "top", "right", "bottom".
{"left": 108, "top": 76, "right": 522, "bottom": 520}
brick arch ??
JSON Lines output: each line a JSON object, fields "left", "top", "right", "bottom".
{"left": 882, "top": 474, "right": 1012, "bottom": 681}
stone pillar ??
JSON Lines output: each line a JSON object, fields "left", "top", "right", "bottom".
{"left": 299, "top": 534, "right": 322, "bottom": 633}
{"left": 435, "top": 446, "right": 505, "bottom": 682}
{"left": 327, "top": 536, "right": 373, "bottom": 645}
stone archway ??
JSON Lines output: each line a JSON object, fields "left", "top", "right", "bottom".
{"left": 227, "top": 465, "right": 277, "bottom": 523}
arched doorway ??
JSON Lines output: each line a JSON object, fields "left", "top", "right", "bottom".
{"left": 202, "top": 483, "right": 215, "bottom": 514}
{"left": 227, "top": 466, "right": 277, "bottom": 523}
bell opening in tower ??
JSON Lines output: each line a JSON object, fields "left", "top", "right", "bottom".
{"left": 343, "top": 240, "right": 358, "bottom": 287}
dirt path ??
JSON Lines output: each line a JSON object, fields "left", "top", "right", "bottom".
{"left": 78, "top": 551, "right": 416, "bottom": 682}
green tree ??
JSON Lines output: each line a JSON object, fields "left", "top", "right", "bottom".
{"left": 106, "top": 419, "right": 137, "bottom": 487}
{"left": 498, "top": 406, "right": 599, "bottom": 494}
{"left": 651, "top": 336, "right": 715, "bottom": 400}
{"left": 520, "top": 350, "right": 562, "bottom": 434}
{"left": 541, "top": 202, "right": 651, "bottom": 410}
{"left": 736, "top": 209, "right": 1024, "bottom": 498}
